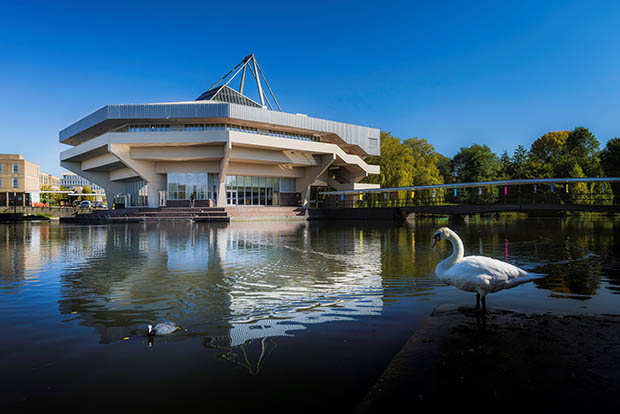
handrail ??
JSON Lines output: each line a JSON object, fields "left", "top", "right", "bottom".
{"left": 320, "top": 177, "right": 620, "bottom": 195}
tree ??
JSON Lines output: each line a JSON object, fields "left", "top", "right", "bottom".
{"left": 436, "top": 153, "right": 454, "bottom": 184}
{"left": 81, "top": 185, "right": 95, "bottom": 202}
{"left": 40, "top": 185, "right": 53, "bottom": 205}
{"left": 563, "top": 127, "right": 602, "bottom": 177}
{"left": 601, "top": 138, "right": 620, "bottom": 177}
{"left": 499, "top": 150, "right": 512, "bottom": 179}
{"left": 402, "top": 137, "right": 444, "bottom": 186}
{"left": 511, "top": 145, "right": 529, "bottom": 179}
{"left": 600, "top": 138, "right": 620, "bottom": 204}
{"left": 452, "top": 144, "right": 502, "bottom": 183}
{"left": 529, "top": 131, "right": 569, "bottom": 165}
{"left": 370, "top": 132, "right": 415, "bottom": 188}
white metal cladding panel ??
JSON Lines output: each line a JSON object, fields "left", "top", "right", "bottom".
{"left": 228, "top": 104, "right": 380, "bottom": 155}
{"left": 105, "top": 103, "right": 231, "bottom": 119}
{"left": 60, "top": 101, "right": 380, "bottom": 155}
{"left": 59, "top": 106, "right": 108, "bottom": 142}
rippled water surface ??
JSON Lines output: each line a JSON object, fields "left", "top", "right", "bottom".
{"left": 1, "top": 218, "right": 619, "bottom": 411}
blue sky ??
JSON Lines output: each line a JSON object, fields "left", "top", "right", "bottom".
{"left": 1, "top": 0, "right": 619, "bottom": 175}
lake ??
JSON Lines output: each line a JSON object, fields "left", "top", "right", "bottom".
{"left": 1, "top": 218, "right": 619, "bottom": 412}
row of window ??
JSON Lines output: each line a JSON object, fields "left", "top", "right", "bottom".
{"left": 121, "top": 122, "right": 320, "bottom": 142}
{"left": 0, "top": 163, "right": 19, "bottom": 174}
{"left": 129, "top": 124, "right": 171, "bottom": 132}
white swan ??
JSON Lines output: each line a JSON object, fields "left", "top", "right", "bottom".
{"left": 432, "top": 227, "right": 545, "bottom": 313}
{"left": 147, "top": 322, "right": 179, "bottom": 336}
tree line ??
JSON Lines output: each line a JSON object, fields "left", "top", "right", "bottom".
{"left": 361, "top": 127, "right": 620, "bottom": 204}
{"left": 365, "top": 127, "right": 620, "bottom": 185}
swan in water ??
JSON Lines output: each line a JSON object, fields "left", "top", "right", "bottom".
{"left": 147, "top": 322, "right": 179, "bottom": 336}
{"left": 432, "top": 227, "right": 545, "bottom": 313}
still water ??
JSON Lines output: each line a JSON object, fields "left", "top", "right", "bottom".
{"left": 1, "top": 218, "right": 619, "bottom": 411}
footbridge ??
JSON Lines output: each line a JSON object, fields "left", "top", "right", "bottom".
{"left": 319, "top": 177, "right": 620, "bottom": 220}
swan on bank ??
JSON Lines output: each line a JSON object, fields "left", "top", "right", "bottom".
{"left": 432, "top": 227, "right": 545, "bottom": 313}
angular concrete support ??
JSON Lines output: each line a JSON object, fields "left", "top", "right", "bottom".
{"left": 296, "top": 154, "right": 336, "bottom": 206}
{"left": 217, "top": 140, "right": 232, "bottom": 207}
{"left": 61, "top": 161, "right": 125, "bottom": 210}
{"left": 109, "top": 144, "right": 165, "bottom": 208}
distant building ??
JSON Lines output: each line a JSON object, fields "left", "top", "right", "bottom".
{"left": 61, "top": 172, "right": 104, "bottom": 192}
{"left": 39, "top": 171, "right": 61, "bottom": 190}
{"left": 0, "top": 154, "right": 41, "bottom": 206}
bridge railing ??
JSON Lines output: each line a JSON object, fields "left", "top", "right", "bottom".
{"left": 321, "top": 180, "right": 619, "bottom": 209}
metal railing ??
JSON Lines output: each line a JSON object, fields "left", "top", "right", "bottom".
{"left": 320, "top": 178, "right": 620, "bottom": 209}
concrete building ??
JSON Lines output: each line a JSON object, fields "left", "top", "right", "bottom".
{"left": 59, "top": 55, "right": 380, "bottom": 208}
{"left": 0, "top": 154, "right": 41, "bottom": 206}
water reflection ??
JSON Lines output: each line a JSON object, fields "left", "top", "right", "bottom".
{"left": 52, "top": 222, "right": 383, "bottom": 351}
{"left": 1, "top": 218, "right": 620, "bottom": 378}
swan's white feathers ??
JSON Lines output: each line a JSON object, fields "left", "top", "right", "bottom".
{"left": 434, "top": 228, "right": 545, "bottom": 297}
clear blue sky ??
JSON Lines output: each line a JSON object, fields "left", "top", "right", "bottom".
{"left": 1, "top": 0, "right": 619, "bottom": 175}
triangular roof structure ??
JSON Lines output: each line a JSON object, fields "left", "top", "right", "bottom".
{"left": 196, "top": 84, "right": 262, "bottom": 108}
{"left": 195, "top": 54, "right": 282, "bottom": 111}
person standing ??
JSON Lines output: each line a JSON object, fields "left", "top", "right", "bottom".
{"left": 190, "top": 192, "right": 196, "bottom": 208}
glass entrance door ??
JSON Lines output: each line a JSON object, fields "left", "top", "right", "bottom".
{"left": 226, "top": 190, "right": 238, "bottom": 206}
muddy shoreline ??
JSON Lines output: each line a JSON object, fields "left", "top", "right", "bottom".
{"left": 356, "top": 305, "right": 620, "bottom": 412}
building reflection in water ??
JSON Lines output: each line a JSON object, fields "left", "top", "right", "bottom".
{"left": 48, "top": 221, "right": 382, "bottom": 374}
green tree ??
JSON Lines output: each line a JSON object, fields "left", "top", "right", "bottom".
{"left": 600, "top": 137, "right": 620, "bottom": 177}
{"left": 563, "top": 127, "right": 602, "bottom": 177}
{"left": 452, "top": 144, "right": 502, "bottom": 183}
{"left": 81, "top": 185, "right": 95, "bottom": 202}
{"left": 372, "top": 132, "right": 415, "bottom": 188}
{"left": 529, "top": 131, "right": 569, "bottom": 165}
{"left": 510, "top": 145, "right": 529, "bottom": 179}
{"left": 40, "top": 184, "right": 53, "bottom": 205}
{"left": 499, "top": 150, "right": 512, "bottom": 179}
{"left": 600, "top": 137, "right": 620, "bottom": 204}
{"left": 451, "top": 144, "right": 502, "bottom": 204}
{"left": 436, "top": 153, "right": 454, "bottom": 184}
{"left": 402, "top": 137, "right": 444, "bottom": 186}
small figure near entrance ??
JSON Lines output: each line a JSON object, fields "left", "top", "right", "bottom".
{"left": 190, "top": 192, "right": 196, "bottom": 208}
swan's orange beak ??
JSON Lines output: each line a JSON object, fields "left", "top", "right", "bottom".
{"left": 432, "top": 234, "right": 440, "bottom": 248}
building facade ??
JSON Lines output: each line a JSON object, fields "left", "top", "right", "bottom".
{"left": 0, "top": 154, "right": 41, "bottom": 206}
{"left": 59, "top": 60, "right": 380, "bottom": 208}
{"left": 61, "top": 172, "right": 104, "bottom": 192}
{"left": 39, "top": 171, "right": 62, "bottom": 190}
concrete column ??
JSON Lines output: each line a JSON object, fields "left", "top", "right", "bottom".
{"left": 61, "top": 161, "right": 125, "bottom": 209}
{"left": 109, "top": 144, "right": 165, "bottom": 208}
{"left": 216, "top": 140, "right": 232, "bottom": 207}
{"left": 295, "top": 154, "right": 336, "bottom": 206}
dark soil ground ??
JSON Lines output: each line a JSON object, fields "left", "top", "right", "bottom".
{"left": 355, "top": 305, "right": 620, "bottom": 413}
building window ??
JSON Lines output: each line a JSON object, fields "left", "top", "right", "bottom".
{"left": 369, "top": 138, "right": 378, "bottom": 148}
{"left": 280, "top": 178, "right": 296, "bottom": 193}
{"left": 224, "top": 175, "right": 281, "bottom": 206}
{"left": 13, "top": 163, "right": 18, "bottom": 174}
{"left": 13, "top": 178, "right": 18, "bottom": 188}
{"left": 167, "top": 172, "right": 218, "bottom": 201}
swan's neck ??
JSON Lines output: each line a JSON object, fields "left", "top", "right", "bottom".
{"left": 437, "top": 230, "right": 464, "bottom": 272}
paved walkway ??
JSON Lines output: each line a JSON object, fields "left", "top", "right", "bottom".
{"left": 355, "top": 305, "right": 620, "bottom": 412}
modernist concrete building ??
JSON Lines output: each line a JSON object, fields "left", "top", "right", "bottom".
{"left": 59, "top": 56, "right": 380, "bottom": 208}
